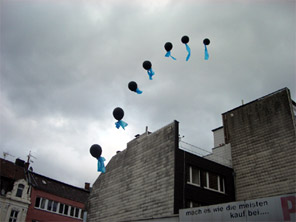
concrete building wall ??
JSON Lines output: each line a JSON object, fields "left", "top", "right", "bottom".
{"left": 204, "top": 144, "right": 232, "bottom": 168}
{"left": 88, "top": 121, "right": 177, "bottom": 222}
{"left": 223, "top": 88, "right": 296, "bottom": 201}
{"left": 213, "top": 127, "right": 225, "bottom": 148}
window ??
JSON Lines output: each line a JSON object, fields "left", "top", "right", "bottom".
{"left": 187, "top": 166, "right": 200, "bottom": 186}
{"left": 9, "top": 210, "right": 18, "bottom": 222}
{"left": 64, "top": 205, "right": 69, "bottom": 215}
{"left": 188, "top": 166, "right": 225, "bottom": 193}
{"left": 40, "top": 198, "right": 46, "bottom": 209}
{"left": 52, "top": 201, "right": 58, "bottom": 212}
{"left": 70, "top": 206, "right": 75, "bottom": 217}
{"left": 47, "top": 200, "right": 53, "bottom": 211}
{"left": 186, "top": 200, "right": 202, "bottom": 208}
{"left": 16, "top": 184, "right": 24, "bottom": 197}
{"left": 35, "top": 197, "right": 40, "bottom": 208}
{"left": 204, "top": 171, "right": 225, "bottom": 193}
{"left": 75, "top": 208, "right": 80, "bottom": 218}
{"left": 208, "top": 172, "right": 219, "bottom": 190}
{"left": 33, "top": 197, "right": 83, "bottom": 218}
{"left": 59, "top": 203, "right": 64, "bottom": 214}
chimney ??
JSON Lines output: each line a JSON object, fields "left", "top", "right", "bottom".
{"left": 85, "top": 182, "right": 90, "bottom": 191}
{"left": 15, "top": 158, "right": 25, "bottom": 167}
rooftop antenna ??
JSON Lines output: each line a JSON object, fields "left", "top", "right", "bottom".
{"left": 3, "top": 152, "right": 15, "bottom": 159}
{"left": 27, "top": 151, "right": 37, "bottom": 164}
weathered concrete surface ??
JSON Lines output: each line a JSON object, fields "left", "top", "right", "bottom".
{"left": 223, "top": 88, "right": 296, "bottom": 200}
{"left": 87, "top": 121, "right": 177, "bottom": 222}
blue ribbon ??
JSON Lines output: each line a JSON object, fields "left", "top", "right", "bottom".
{"left": 204, "top": 44, "right": 209, "bottom": 60}
{"left": 136, "top": 88, "right": 143, "bottom": 94}
{"left": 185, "top": 44, "right": 191, "bottom": 61}
{"left": 165, "top": 51, "right": 176, "bottom": 60}
{"left": 97, "top": 156, "right": 106, "bottom": 173}
{"left": 115, "top": 120, "right": 128, "bottom": 129}
{"left": 147, "top": 68, "right": 155, "bottom": 80}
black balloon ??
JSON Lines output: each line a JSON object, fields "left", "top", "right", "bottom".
{"left": 113, "top": 107, "right": 124, "bottom": 121}
{"left": 142, "top": 60, "right": 152, "bottom": 70}
{"left": 164, "top": 42, "right": 173, "bottom": 52}
{"left": 90, "top": 144, "right": 102, "bottom": 158}
{"left": 128, "top": 81, "right": 137, "bottom": 92}
{"left": 181, "top": 36, "right": 189, "bottom": 44}
{"left": 203, "top": 38, "right": 210, "bottom": 45}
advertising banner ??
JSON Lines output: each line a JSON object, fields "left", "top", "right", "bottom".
{"left": 179, "top": 193, "right": 296, "bottom": 221}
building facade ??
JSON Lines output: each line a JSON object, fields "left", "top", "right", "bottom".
{"left": 222, "top": 87, "right": 296, "bottom": 200}
{"left": 0, "top": 158, "right": 90, "bottom": 222}
{"left": 87, "top": 121, "right": 235, "bottom": 221}
{"left": 0, "top": 159, "right": 31, "bottom": 222}
{"left": 25, "top": 172, "right": 90, "bottom": 222}
{"left": 87, "top": 87, "right": 295, "bottom": 221}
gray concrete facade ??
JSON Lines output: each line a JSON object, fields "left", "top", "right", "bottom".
{"left": 222, "top": 88, "right": 296, "bottom": 201}
{"left": 87, "top": 121, "right": 177, "bottom": 222}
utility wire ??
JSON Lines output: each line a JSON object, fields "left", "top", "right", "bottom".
{"left": 179, "top": 140, "right": 232, "bottom": 162}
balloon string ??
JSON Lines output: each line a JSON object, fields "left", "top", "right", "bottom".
{"left": 185, "top": 44, "right": 191, "bottom": 61}
{"left": 115, "top": 120, "right": 128, "bottom": 129}
{"left": 136, "top": 88, "right": 143, "bottom": 94}
{"left": 147, "top": 69, "right": 154, "bottom": 80}
{"left": 165, "top": 51, "right": 176, "bottom": 60}
{"left": 204, "top": 45, "right": 209, "bottom": 60}
{"left": 97, "top": 156, "right": 106, "bottom": 173}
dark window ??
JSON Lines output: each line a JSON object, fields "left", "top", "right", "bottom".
{"left": 70, "top": 206, "right": 75, "bottom": 217}
{"left": 220, "top": 177, "right": 225, "bottom": 192}
{"left": 64, "top": 205, "right": 69, "bottom": 215}
{"left": 186, "top": 200, "right": 202, "bottom": 208}
{"left": 16, "top": 184, "right": 24, "bottom": 197}
{"left": 208, "top": 172, "right": 218, "bottom": 190}
{"left": 75, "top": 208, "right": 79, "bottom": 218}
{"left": 35, "top": 197, "right": 40, "bottom": 208}
{"left": 187, "top": 166, "right": 200, "bottom": 186}
{"left": 59, "top": 204, "right": 64, "bottom": 214}
{"left": 40, "top": 198, "right": 46, "bottom": 209}
{"left": 201, "top": 171, "right": 207, "bottom": 187}
{"left": 52, "top": 201, "right": 58, "bottom": 212}
{"left": 9, "top": 210, "right": 18, "bottom": 222}
{"left": 192, "top": 167, "right": 200, "bottom": 185}
{"left": 47, "top": 200, "right": 53, "bottom": 211}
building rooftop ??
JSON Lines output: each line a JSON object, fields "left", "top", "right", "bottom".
{"left": 0, "top": 158, "right": 89, "bottom": 203}
{"left": 0, "top": 158, "right": 26, "bottom": 180}
{"left": 28, "top": 171, "right": 90, "bottom": 203}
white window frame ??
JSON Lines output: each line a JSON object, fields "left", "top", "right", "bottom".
{"left": 9, "top": 210, "right": 19, "bottom": 222}
{"left": 16, "top": 184, "right": 24, "bottom": 198}
{"left": 204, "top": 172, "right": 225, "bottom": 193}
{"left": 187, "top": 166, "right": 201, "bottom": 187}
{"left": 34, "top": 196, "right": 83, "bottom": 219}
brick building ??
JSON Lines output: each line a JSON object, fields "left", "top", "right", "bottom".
{"left": 0, "top": 158, "right": 90, "bottom": 222}
{"left": 87, "top": 87, "right": 295, "bottom": 221}
{"left": 26, "top": 171, "right": 90, "bottom": 222}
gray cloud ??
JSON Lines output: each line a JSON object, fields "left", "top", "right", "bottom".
{"left": 1, "top": 0, "right": 295, "bottom": 187}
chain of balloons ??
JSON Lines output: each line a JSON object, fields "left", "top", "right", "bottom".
{"left": 90, "top": 36, "right": 211, "bottom": 172}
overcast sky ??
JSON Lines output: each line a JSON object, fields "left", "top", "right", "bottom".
{"left": 1, "top": 0, "right": 295, "bottom": 188}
